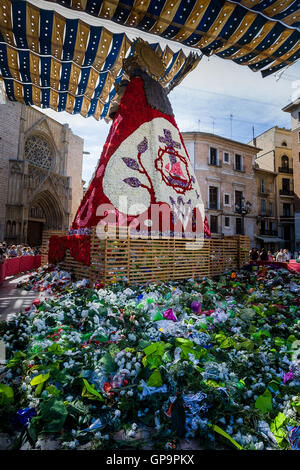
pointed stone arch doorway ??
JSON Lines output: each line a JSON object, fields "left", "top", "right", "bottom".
{"left": 27, "top": 190, "right": 65, "bottom": 247}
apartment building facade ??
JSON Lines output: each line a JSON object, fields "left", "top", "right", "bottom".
{"left": 182, "top": 132, "right": 259, "bottom": 245}
{"left": 254, "top": 167, "right": 279, "bottom": 251}
{"left": 283, "top": 100, "right": 300, "bottom": 254}
{"left": 249, "top": 126, "right": 295, "bottom": 252}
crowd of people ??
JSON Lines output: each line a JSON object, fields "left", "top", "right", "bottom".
{"left": 249, "top": 247, "right": 292, "bottom": 263}
{"left": 0, "top": 242, "right": 40, "bottom": 263}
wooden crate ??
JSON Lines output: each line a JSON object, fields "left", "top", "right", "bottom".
{"left": 42, "top": 226, "right": 250, "bottom": 287}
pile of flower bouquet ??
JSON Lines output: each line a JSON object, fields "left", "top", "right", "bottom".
{"left": 0, "top": 265, "right": 299, "bottom": 450}
{"left": 16, "top": 266, "right": 73, "bottom": 294}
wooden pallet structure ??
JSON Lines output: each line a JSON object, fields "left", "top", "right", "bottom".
{"left": 41, "top": 228, "right": 250, "bottom": 286}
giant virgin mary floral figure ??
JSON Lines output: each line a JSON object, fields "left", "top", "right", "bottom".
{"left": 71, "top": 40, "right": 210, "bottom": 241}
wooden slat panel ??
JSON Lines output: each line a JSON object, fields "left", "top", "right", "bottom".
{"left": 60, "top": 225, "right": 250, "bottom": 286}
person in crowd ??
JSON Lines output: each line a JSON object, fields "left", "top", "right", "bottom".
{"left": 267, "top": 251, "right": 274, "bottom": 261}
{"left": 0, "top": 244, "right": 4, "bottom": 263}
{"left": 1, "top": 243, "right": 39, "bottom": 258}
{"left": 8, "top": 245, "right": 18, "bottom": 257}
{"left": 276, "top": 249, "right": 287, "bottom": 262}
{"left": 283, "top": 249, "right": 290, "bottom": 262}
{"left": 250, "top": 248, "right": 259, "bottom": 261}
{"left": 33, "top": 246, "right": 41, "bottom": 255}
{"left": 17, "top": 245, "right": 23, "bottom": 257}
{"left": 260, "top": 248, "right": 268, "bottom": 261}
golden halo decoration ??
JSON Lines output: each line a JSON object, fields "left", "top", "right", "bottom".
{"left": 134, "top": 40, "right": 166, "bottom": 79}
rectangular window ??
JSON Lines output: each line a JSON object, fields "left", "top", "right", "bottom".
{"left": 224, "top": 193, "right": 230, "bottom": 206}
{"left": 234, "top": 190, "right": 243, "bottom": 210}
{"left": 209, "top": 147, "right": 218, "bottom": 165}
{"left": 261, "top": 178, "right": 265, "bottom": 193}
{"left": 210, "top": 215, "right": 218, "bottom": 233}
{"left": 269, "top": 202, "right": 273, "bottom": 216}
{"left": 261, "top": 199, "right": 266, "bottom": 214}
{"left": 223, "top": 152, "right": 230, "bottom": 164}
{"left": 298, "top": 112, "right": 300, "bottom": 122}
{"left": 283, "top": 203, "right": 291, "bottom": 217}
{"left": 236, "top": 218, "right": 242, "bottom": 235}
{"left": 235, "top": 154, "right": 242, "bottom": 171}
{"left": 269, "top": 182, "right": 272, "bottom": 192}
{"left": 298, "top": 131, "right": 300, "bottom": 144}
{"left": 224, "top": 216, "right": 230, "bottom": 227}
{"left": 282, "top": 178, "right": 290, "bottom": 191}
{"left": 209, "top": 186, "right": 218, "bottom": 210}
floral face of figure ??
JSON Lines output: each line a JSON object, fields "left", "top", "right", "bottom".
{"left": 102, "top": 117, "right": 204, "bottom": 236}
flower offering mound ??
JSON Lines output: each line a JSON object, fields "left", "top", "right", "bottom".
{"left": 0, "top": 266, "right": 299, "bottom": 450}
{"left": 16, "top": 265, "right": 82, "bottom": 294}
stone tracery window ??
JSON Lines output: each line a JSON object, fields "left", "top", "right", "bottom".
{"left": 24, "top": 135, "right": 53, "bottom": 169}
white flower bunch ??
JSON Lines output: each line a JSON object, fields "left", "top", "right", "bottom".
{"left": 32, "top": 318, "right": 46, "bottom": 332}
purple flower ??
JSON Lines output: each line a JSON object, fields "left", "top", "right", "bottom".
{"left": 190, "top": 301, "right": 202, "bottom": 313}
{"left": 283, "top": 371, "right": 294, "bottom": 383}
{"left": 163, "top": 308, "right": 177, "bottom": 322}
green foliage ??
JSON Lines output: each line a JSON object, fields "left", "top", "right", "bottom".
{"left": 255, "top": 389, "right": 273, "bottom": 414}
{"left": 81, "top": 378, "right": 104, "bottom": 401}
{"left": 0, "top": 383, "right": 14, "bottom": 406}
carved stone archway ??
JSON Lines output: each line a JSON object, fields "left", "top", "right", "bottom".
{"left": 26, "top": 190, "right": 65, "bottom": 246}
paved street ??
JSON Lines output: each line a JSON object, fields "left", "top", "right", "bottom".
{"left": 0, "top": 274, "right": 44, "bottom": 322}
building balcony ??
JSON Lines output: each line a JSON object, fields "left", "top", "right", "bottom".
{"left": 279, "top": 189, "right": 294, "bottom": 196}
{"left": 259, "top": 230, "right": 278, "bottom": 236}
{"left": 278, "top": 167, "right": 293, "bottom": 174}
{"left": 258, "top": 212, "right": 274, "bottom": 218}
{"left": 280, "top": 215, "right": 294, "bottom": 222}
{"left": 258, "top": 190, "right": 269, "bottom": 197}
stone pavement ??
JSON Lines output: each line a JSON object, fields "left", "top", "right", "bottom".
{"left": 0, "top": 274, "right": 44, "bottom": 322}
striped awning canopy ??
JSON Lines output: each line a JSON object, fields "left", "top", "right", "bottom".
{"left": 41, "top": 0, "right": 300, "bottom": 76}
{"left": 0, "top": 0, "right": 299, "bottom": 120}
{"left": 0, "top": 0, "right": 200, "bottom": 120}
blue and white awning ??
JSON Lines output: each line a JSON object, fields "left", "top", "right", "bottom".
{"left": 42, "top": 0, "right": 300, "bottom": 77}
{"left": 0, "top": 0, "right": 200, "bottom": 119}
{"left": 0, "top": 0, "right": 299, "bottom": 119}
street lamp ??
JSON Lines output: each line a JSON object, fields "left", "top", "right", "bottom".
{"left": 235, "top": 197, "right": 252, "bottom": 235}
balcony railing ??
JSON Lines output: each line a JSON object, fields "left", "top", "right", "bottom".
{"left": 258, "top": 190, "right": 269, "bottom": 197}
{"left": 259, "top": 230, "right": 278, "bottom": 236}
{"left": 278, "top": 167, "right": 293, "bottom": 174}
{"left": 279, "top": 189, "right": 294, "bottom": 196}
{"left": 280, "top": 215, "right": 294, "bottom": 222}
{"left": 258, "top": 212, "right": 274, "bottom": 217}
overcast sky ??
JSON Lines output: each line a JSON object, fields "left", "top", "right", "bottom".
{"left": 35, "top": 2, "right": 300, "bottom": 186}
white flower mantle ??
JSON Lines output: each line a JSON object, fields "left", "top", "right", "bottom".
{"left": 102, "top": 117, "right": 204, "bottom": 233}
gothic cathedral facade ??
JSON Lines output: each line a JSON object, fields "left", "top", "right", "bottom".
{"left": 0, "top": 101, "right": 84, "bottom": 246}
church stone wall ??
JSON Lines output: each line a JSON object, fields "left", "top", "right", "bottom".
{"left": 66, "top": 129, "right": 84, "bottom": 223}
{"left": 0, "top": 101, "right": 84, "bottom": 243}
{"left": 0, "top": 101, "right": 22, "bottom": 240}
